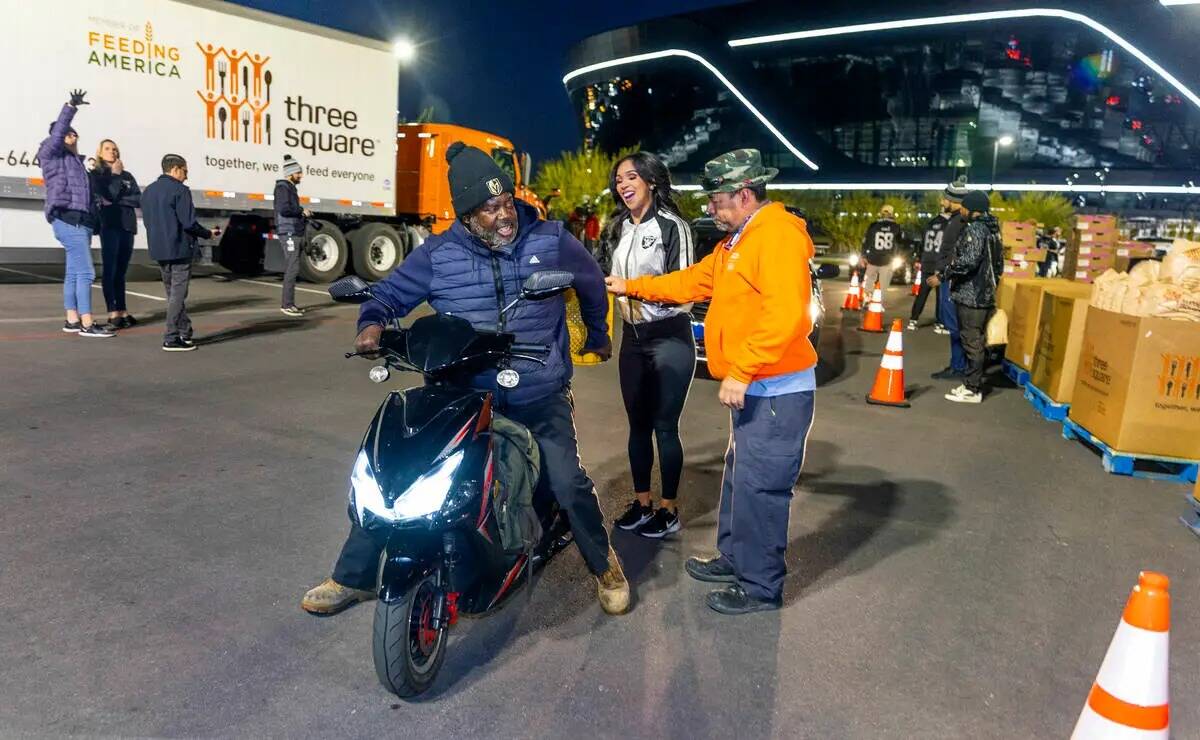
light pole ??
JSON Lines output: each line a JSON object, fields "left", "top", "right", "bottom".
{"left": 991, "top": 135, "right": 1014, "bottom": 189}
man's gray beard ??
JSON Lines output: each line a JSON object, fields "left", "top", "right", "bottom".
{"left": 713, "top": 217, "right": 735, "bottom": 233}
{"left": 467, "top": 215, "right": 516, "bottom": 249}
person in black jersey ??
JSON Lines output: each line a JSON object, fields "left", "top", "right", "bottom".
{"left": 602, "top": 152, "right": 696, "bottom": 538}
{"left": 860, "top": 205, "right": 902, "bottom": 306}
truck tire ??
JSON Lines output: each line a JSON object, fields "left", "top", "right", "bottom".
{"left": 300, "top": 221, "right": 348, "bottom": 283}
{"left": 350, "top": 223, "right": 404, "bottom": 281}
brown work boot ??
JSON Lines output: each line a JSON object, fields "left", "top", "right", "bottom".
{"left": 301, "top": 578, "right": 375, "bottom": 615}
{"left": 596, "top": 547, "right": 630, "bottom": 615}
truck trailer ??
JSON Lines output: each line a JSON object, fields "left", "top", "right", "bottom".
{"left": 0, "top": 0, "right": 543, "bottom": 283}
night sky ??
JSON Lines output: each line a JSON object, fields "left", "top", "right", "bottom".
{"left": 226, "top": 0, "right": 738, "bottom": 163}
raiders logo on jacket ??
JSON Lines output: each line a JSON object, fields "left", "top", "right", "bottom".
{"left": 609, "top": 206, "right": 695, "bottom": 324}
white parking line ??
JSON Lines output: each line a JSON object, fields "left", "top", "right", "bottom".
{"left": 234, "top": 278, "right": 331, "bottom": 297}
{"left": 0, "top": 266, "right": 166, "bottom": 301}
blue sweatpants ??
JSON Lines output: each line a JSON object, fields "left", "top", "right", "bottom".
{"left": 716, "top": 390, "right": 815, "bottom": 603}
{"left": 53, "top": 219, "right": 94, "bottom": 315}
{"left": 937, "top": 282, "right": 966, "bottom": 372}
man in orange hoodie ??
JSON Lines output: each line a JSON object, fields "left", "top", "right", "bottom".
{"left": 606, "top": 149, "right": 816, "bottom": 615}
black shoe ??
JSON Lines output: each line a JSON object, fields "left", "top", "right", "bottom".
{"left": 181, "top": 336, "right": 195, "bottom": 347}
{"left": 614, "top": 501, "right": 653, "bottom": 531}
{"left": 930, "top": 366, "right": 963, "bottom": 380}
{"left": 162, "top": 338, "right": 197, "bottom": 352}
{"left": 685, "top": 555, "right": 737, "bottom": 583}
{"left": 109, "top": 316, "right": 127, "bottom": 329}
{"left": 77, "top": 324, "right": 115, "bottom": 338}
{"left": 639, "top": 507, "right": 681, "bottom": 539}
{"left": 62, "top": 321, "right": 81, "bottom": 334}
{"left": 124, "top": 315, "right": 139, "bottom": 327}
{"left": 706, "top": 584, "right": 782, "bottom": 615}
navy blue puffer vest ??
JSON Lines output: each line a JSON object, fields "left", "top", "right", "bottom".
{"left": 425, "top": 202, "right": 572, "bottom": 407}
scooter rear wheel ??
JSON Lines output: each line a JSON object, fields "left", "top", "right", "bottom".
{"left": 372, "top": 573, "right": 447, "bottom": 698}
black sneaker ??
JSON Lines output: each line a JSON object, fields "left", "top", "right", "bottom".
{"left": 181, "top": 337, "right": 195, "bottom": 347}
{"left": 162, "top": 338, "right": 197, "bottom": 352}
{"left": 638, "top": 507, "right": 681, "bottom": 539}
{"left": 706, "top": 584, "right": 782, "bottom": 616}
{"left": 124, "top": 315, "right": 139, "bottom": 327}
{"left": 77, "top": 324, "right": 115, "bottom": 338}
{"left": 614, "top": 501, "right": 653, "bottom": 531}
{"left": 930, "top": 366, "right": 963, "bottom": 380}
{"left": 685, "top": 555, "right": 737, "bottom": 583}
{"left": 62, "top": 321, "right": 81, "bottom": 333}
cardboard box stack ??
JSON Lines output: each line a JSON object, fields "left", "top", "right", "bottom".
{"left": 1004, "top": 278, "right": 1093, "bottom": 370}
{"left": 1001, "top": 221, "right": 1040, "bottom": 278}
{"left": 1063, "top": 214, "right": 1119, "bottom": 283}
{"left": 1114, "top": 240, "right": 1158, "bottom": 273}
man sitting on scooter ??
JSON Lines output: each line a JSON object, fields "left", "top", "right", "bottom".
{"left": 302, "top": 142, "right": 630, "bottom": 616}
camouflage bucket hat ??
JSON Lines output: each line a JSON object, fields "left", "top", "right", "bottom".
{"left": 700, "top": 148, "right": 779, "bottom": 194}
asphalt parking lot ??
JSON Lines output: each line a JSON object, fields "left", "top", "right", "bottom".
{"left": 1, "top": 265, "right": 1198, "bottom": 739}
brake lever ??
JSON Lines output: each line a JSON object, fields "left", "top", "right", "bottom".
{"left": 509, "top": 353, "right": 548, "bottom": 366}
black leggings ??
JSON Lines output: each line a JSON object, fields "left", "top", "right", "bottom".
{"left": 619, "top": 315, "right": 696, "bottom": 500}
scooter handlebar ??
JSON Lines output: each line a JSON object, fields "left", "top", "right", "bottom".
{"left": 510, "top": 343, "right": 550, "bottom": 356}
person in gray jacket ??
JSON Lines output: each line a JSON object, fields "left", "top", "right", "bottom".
{"left": 274, "top": 154, "right": 311, "bottom": 317}
{"left": 603, "top": 152, "right": 696, "bottom": 538}
{"left": 141, "top": 154, "right": 219, "bottom": 351}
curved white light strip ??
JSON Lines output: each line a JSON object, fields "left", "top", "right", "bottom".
{"left": 728, "top": 8, "right": 1200, "bottom": 112}
{"left": 673, "top": 182, "right": 1198, "bottom": 194}
{"left": 562, "top": 48, "right": 820, "bottom": 170}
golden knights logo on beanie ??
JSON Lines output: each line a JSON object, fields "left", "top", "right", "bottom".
{"left": 445, "top": 141, "right": 514, "bottom": 217}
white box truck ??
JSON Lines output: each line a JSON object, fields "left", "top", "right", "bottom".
{"left": 0, "top": 0, "right": 417, "bottom": 281}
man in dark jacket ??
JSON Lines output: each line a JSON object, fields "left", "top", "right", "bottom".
{"left": 860, "top": 205, "right": 901, "bottom": 305}
{"left": 39, "top": 90, "right": 113, "bottom": 338}
{"left": 928, "top": 180, "right": 970, "bottom": 379}
{"left": 943, "top": 190, "right": 1002, "bottom": 404}
{"left": 301, "top": 142, "right": 630, "bottom": 617}
{"left": 140, "top": 154, "right": 220, "bottom": 352}
{"left": 909, "top": 204, "right": 949, "bottom": 330}
{"left": 274, "top": 154, "right": 311, "bottom": 317}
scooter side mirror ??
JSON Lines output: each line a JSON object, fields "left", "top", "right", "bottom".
{"left": 521, "top": 270, "right": 573, "bottom": 301}
{"left": 815, "top": 263, "right": 840, "bottom": 280}
{"left": 329, "top": 275, "right": 372, "bottom": 303}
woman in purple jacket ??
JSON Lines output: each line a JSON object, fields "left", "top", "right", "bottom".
{"left": 38, "top": 90, "right": 113, "bottom": 338}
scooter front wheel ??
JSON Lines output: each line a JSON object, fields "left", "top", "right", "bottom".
{"left": 372, "top": 573, "right": 447, "bottom": 698}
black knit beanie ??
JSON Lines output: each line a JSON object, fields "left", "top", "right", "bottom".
{"left": 446, "top": 141, "right": 514, "bottom": 217}
{"left": 962, "top": 190, "right": 990, "bottom": 214}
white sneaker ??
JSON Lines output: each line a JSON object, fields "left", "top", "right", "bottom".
{"left": 906, "top": 320, "right": 918, "bottom": 330}
{"left": 944, "top": 385, "right": 983, "bottom": 403}
{"left": 932, "top": 324, "right": 950, "bottom": 335}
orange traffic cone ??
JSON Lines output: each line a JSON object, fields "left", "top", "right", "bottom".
{"left": 858, "top": 284, "right": 885, "bottom": 332}
{"left": 866, "top": 319, "right": 909, "bottom": 407}
{"left": 843, "top": 270, "right": 862, "bottom": 311}
{"left": 1072, "top": 571, "right": 1170, "bottom": 739}
{"left": 911, "top": 264, "right": 922, "bottom": 296}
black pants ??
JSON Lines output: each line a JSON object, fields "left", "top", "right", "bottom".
{"left": 280, "top": 234, "right": 305, "bottom": 308}
{"left": 158, "top": 260, "right": 192, "bottom": 343}
{"left": 956, "top": 304, "right": 991, "bottom": 393}
{"left": 332, "top": 390, "right": 612, "bottom": 589}
{"left": 619, "top": 315, "right": 695, "bottom": 500}
{"left": 909, "top": 279, "right": 939, "bottom": 322}
{"left": 100, "top": 228, "right": 134, "bottom": 313}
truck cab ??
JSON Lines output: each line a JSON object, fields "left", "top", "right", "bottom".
{"left": 394, "top": 123, "right": 545, "bottom": 235}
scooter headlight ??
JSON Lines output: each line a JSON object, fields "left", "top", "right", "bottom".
{"left": 350, "top": 449, "right": 465, "bottom": 524}
{"left": 891, "top": 256, "right": 904, "bottom": 270}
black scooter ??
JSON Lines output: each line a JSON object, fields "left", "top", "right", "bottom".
{"left": 328, "top": 271, "right": 576, "bottom": 698}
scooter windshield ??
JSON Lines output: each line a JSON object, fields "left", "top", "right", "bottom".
{"left": 402, "top": 314, "right": 510, "bottom": 376}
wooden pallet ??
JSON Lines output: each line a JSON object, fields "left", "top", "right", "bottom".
{"left": 1061, "top": 417, "right": 1199, "bottom": 484}
{"left": 1023, "top": 382, "right": 1069, "bottom": 422}
{"left": 1001, "top": 359, "right": 1029, "bottom": 388}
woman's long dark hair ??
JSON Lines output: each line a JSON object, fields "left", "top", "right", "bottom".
{"left": 599, "top": 152, "right": 682, "bottom": 269}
